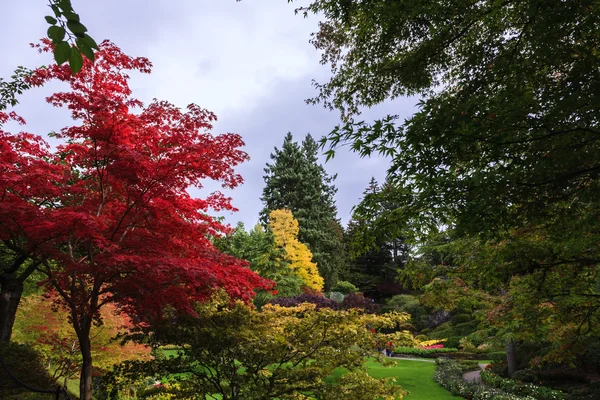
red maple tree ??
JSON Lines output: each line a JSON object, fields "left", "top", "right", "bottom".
{"left": 0, "top": 112, "right": 67, "bottom": 342}
{"left": 24, "top": 40, "right": 271, "bottom": 400}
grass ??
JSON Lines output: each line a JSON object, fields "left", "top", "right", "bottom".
{"left": 161, "top": 349, "right": 456, "bottom": 399}
{"left": 363, "top": 359, "right": 456, "bottom": 400}
{"left": 325, "top": 358, "right": 455, "bottom": 400}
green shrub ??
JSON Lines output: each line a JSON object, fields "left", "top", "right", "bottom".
{"left": 0, "top": 343, "right": 58, "bottom": 400}
{"left": 512, "top": 369, "right": 537, "bottom": 384}
{"left": 331, "top": 281, "right": 359, "bottom": 295}
{"left": 253, "top": 291, "right": 274, "bottom": 309}
{"left": 414, "top": 334, "right": 428, "bottom": 342}
{"left": 327, "top": 291, "right": 345, "bottom": 303}
{"left": 443, "top": 336, "right": 462, "bottom": 349}
{"left": 489, "top": 351, "right": 508, "bottom": 361}
{"left": 393, "top": 346, "right": 458, "bottom": 357}
{"left": 452, "top": 313, "right": 472, "bottom": 324}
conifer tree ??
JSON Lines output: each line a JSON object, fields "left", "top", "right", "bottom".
{"left": 260, "top": 133, "right": 343, "bottom": 289}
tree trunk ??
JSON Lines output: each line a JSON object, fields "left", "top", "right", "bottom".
{"left": 78, "top": 324, "right": 93, "bottom": 400}
{"left": 0, "top": 276, "right": 23, "bottom": 342}
{"left": 506, "top": 339, "right": 517, "bottom": 377}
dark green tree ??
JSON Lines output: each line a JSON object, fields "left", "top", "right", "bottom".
{"left": 260, "top": 133, "right": 343, "bottom": 290}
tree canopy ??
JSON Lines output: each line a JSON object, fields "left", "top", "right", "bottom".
{"left": 261, "top": 133, "right": 343, "bottom": 289}
{"left": 296, "top": 0, "right": 600, "bottom": 365}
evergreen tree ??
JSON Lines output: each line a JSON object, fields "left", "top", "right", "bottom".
{"left": 260, "top": 133, "right": 343, "bottom": 289}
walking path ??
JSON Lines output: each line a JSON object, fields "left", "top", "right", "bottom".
{"left": 463, "top": 364, "right": 489, "bottom": 384}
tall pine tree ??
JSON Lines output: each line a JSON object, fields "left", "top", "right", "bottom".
{"left": 260, "top": 133, "right": 343, "bottom": 290}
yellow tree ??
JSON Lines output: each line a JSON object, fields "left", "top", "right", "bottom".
{"left": 270, "top": 209, "right": 324, "bottom": 291}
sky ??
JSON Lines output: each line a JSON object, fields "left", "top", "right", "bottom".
{"left": 1, "top": 0, "right": 418, "bottom": 228}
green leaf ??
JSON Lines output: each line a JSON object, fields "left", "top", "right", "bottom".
{"left": 58, "top": 0, "right": 73, "bottom": 12}
{"left": 68, "top": 47, "right": 84, "bottom": 74}
{"left": 45, "top": 16, "right": 57, "bottom": 25}
{"left": 50, "top": 4, "right": 61, "bottom": 17}
{"left": 53, "top": 41, "right": 70, "bottom": 65}
{"left": 66, "top": 20, "right": 87, "bottom": 35}
{"left": 81, "top": 34, "right": 98, "bottom": 50}
{"left": 47, "top": 26, "right": 66, "bottom": 43}
{"left": 62, "top": 10, "right": 79, "bottom": 22}
{"left": 76, "top": 39, "right": 95, "bottom": 62}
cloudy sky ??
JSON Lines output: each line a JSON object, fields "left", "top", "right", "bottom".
{"left": 1, "top": 0, "right": 417, "bottom": 228}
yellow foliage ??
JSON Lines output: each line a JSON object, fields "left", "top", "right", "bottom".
{"left": 417, "top": 338, "right": 446, "bottom": 347}
{"left": 270, "top": 209, "right": 324, "bottom": 291}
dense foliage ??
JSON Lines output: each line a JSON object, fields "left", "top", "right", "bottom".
{"left": 294, "top": 0, "right": 600, "bottom": 369}
{"left": 106, "top": 295, "right": 408, "bottom": 400}
{"left": 270, "top": 209, "right": 324, "bottom": 291}
{"left": 215, "top": 222, "right": 303, "bottom": 298}
{"left": 261, "top": 133, "right": 343, "bottom": 289}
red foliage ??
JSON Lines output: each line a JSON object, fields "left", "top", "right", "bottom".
{"left": 3, "top": 40, "right": 272, "bottom": 399}
{"left": 27, "top": 40, "right": 271, "bottom": 319}
{"left": 0, "top": 113, "right": 67, "bottom": 254}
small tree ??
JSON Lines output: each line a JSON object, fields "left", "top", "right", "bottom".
{"left": 270, "top": 209, "right": 324, "bottom": 292}
{"left": 110, "top": 295, "right": 409, "bottom": 400}
{"left": 25, "top": 40, "right": 270, "bottom": 400}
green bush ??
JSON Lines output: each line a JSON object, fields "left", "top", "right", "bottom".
{"left": 512, "top": 369, "right": 537, "bottom": 384}
{"left": 0, "top": 342, "right": 58, "bottom": 400}
{"left": 393, "top": 346, "right": 458, "bottom": 357}
{"left": 488, "top": 351, "right": 508, "bottom": 361}
{"left": 331, "top": 281, "right": 359, "bottom": 295}
{"left": 443, "top": 336, "right": 462, "bottom": 349}
{"left": 452, "top": 313, "right": 472, "bottom": 324}
{"left": 327, "top": 291, "right": 346, "bottom": 303}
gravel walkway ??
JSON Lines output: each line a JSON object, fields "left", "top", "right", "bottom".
{"left": 463, "top": 364, "right": 489, "bottom": 384}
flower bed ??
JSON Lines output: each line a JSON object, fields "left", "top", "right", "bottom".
{"left": 434, "top": 358, "right": 541, "bottom": 400}
{"left": 481, "top": 371, "right": 567, "bottom": 400}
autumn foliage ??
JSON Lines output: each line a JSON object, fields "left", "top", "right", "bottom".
{"left": 13, "top": 292, "right": 151, "bottom": 385}
{"left": 0, "top": 39, "right": 271, "bottom": 399}
{"left": 270, "top": 209, "right": 324, "bottom": 291}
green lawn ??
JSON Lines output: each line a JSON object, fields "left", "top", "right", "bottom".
{"left": 364, "top": 359, "right": 455, "bottom": 400}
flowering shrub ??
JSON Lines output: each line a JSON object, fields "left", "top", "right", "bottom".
{"left": 418, "top": 338, "right": 446, "bottom": 348}
{"left": 434, "top": 359, "right": 545, "bottom": 400}
{"left": 422, "top": 344, "right": 445, "bottom": 349}
{"left": 480, "top": 371, "right": 567, "bottom": 400}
